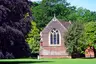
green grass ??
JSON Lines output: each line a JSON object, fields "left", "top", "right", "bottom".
{"left": 0, "top": 59, "right": 96, "bottom": 64}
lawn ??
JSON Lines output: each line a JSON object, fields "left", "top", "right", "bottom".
{"left": 0, "top": 59, "right": 96, "bottom": 64}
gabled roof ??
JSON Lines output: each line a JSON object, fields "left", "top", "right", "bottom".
{"left": 52, "top": 14, "right": 71, "bottom": 29}
{"left": 41, "top": 14, "right": 71, "bottom": 33}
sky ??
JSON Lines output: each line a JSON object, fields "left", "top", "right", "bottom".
{"left": 30, "top": 0, "right": 96, "bottom": 11}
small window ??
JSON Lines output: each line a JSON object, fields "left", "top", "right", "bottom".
{"left": 49, "top": 28, "right": 60, "bottom": 45}
{"left": 50, "top": 33, "right": 53, "bottom": 44}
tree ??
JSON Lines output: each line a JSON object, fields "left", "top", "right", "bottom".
{"left": 79, "top": 22, "right": 96, "bottom": 57}
{"left": 64, "top": 22, "right": 84, "bottom": 57}
{"left": 68, "top": 7, "right": 96, "bottom": 23}
{"left": 31, "top": 0, "right": 76, "bottom": 30}
{"left": 82, "top": 22, "right": 96, "bottom": 48}
{"left": 0, "top": 0, "right": 32, "bottom": 58}
{"left": 31, "top": 1, "right": 96, "bottom": 31}
{"left": 26, "top": 21, "right": 40, "bottom": 54}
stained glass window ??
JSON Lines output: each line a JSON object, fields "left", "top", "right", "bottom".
{"left": 50, "top": 28, "right": 60, "bottom": 45}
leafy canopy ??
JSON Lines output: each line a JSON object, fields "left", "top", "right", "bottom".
{"left": 0, "top": 0, "right": 32, "bottom": 58}
{"left": 31, "top": 0, "right": 76, "bottom": 30}
{"left": 82, "top": 22, "right": 96, "bottom": 48}
{"left": 64, "top": 22, "right": 84, "bottom": 55}
{"left": 26, "top": 21, "right": 40, "bottom": 53}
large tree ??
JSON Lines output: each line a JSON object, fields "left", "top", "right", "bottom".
{"left": 26, "top": 21, "right": 40, "bottom": 54}
{"left": 31, "top": 0, "right": 76, "bottom": 30}
{"left": 64, "top": 22, "right": 84, "bottom": 57}
{"left": 68, "top": 7, "right": 96, "bottom": 23}
{"left": 31, "top": 0, "right": 96, "bottom": 31}
{"left": 0, "top": 0, "right": 32, "bottom": 58}
{"left": 82, "top": 22, "right": 96, "bottom": 48}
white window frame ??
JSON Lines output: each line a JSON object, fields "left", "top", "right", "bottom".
{"left": 49, "top": 28, "right": 61, "bottom": 46}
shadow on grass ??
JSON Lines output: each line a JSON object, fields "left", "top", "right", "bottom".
{"left": 0, "top": 60, "right": 53, "bottom": 64}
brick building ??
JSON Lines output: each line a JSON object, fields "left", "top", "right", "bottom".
{"left": 39, "top": 15, "right": 71, "bottom": 58}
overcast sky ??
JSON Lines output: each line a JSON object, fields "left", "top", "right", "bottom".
{"left": 30, "top": 0, "right": 96, "bottom": 11}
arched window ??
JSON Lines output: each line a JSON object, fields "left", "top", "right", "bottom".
{"left": 49, "top": 28, "right": 60, "bottom": 45}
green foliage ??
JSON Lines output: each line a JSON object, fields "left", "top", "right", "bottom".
{"left": 68, "top": 7, "right": 96, "bottom": 23}
{"left": 31, "top": 0, "right": 76, "bottom": 31}
{"left": 82, "top": 22, "right": 96, "bottom": 48}
{"left": 31, "top": 1, "right": 96, "bottom": 31}
{"left": 65, "top": 22, "right": 96, "bottom": 55}
{"left": 64, "top": 22, "right": 84, "bottom": 54}
{"left": 26, "top": 21, "right": 40, "bottom": 53}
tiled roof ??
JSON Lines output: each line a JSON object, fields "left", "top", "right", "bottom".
{"left": 59, "top": 21, "right": 71, "bottom": 29}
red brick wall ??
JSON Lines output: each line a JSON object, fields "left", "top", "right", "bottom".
{"left": 40, "top": 55, "right": 71, "bottom": 58}
{"left": 85, "top": 47, "right": 95, "bottom": 58}
{"left": 39, "top": 44, "right": 69, "bottom": 58}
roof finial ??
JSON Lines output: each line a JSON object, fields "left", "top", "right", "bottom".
{"left": 54, "top": 13, "right": 56, "bottom": 18}
{"left": 69, "top": 20, "right": 71, "bottom": 24}
{"left": 52, "top": 13, "right": 58, "bottom": 21}
{"left": 53, "top": 13, "right": 56, "bottom": 21}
